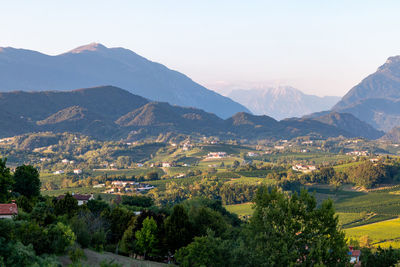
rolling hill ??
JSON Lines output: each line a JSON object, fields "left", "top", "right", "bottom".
{"left": 0, "top": 86, "right": 383, "bottom": 141}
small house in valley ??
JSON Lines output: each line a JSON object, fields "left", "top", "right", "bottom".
{"left": 57, "top": 193, "right": 94, "bottom": 206}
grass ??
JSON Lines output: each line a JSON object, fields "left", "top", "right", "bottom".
{"left": 333, "top": 161, "right": 365, "bottom": 172}
{"left": 262, "top": 152, "right": 352, "bottom": 165}
{"left": 337, "top": 212, "right": 366, "bottom": 226}
{"left": 59, "top": 248, "right": 170, "bottom": 266}
{"left": 228, "top": 176, "right": 277, "bottom": 186}
{"left": 345, "top": 218, "right": 400, "bottom": 248}
{"left": 41, "top": 187, "right": 105, "bottom": 196}
{"left": 147, "top": 176, "right": 204, "bottom": 191}
{"left": 335, "top": 191, "right": 400, "bottom": 216}
{"left": 225, "top": 202, "right": 254, "bottom": 217}
{"left": 198, "top": 157, "right": 242, "bottom": 168}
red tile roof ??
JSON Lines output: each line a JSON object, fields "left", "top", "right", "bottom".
{"left": 351, "top": 250, "right": 361, "bottom": 257}
{"left": 0, "top": 203, "right": 18, "bottom": 215}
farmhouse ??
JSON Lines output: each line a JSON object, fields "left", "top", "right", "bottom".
{"left": 57, "top": 193, "right": 94, "bottom": 206}
{"left": 0, "top": 202, "right": 18, "bottom": 219}
{"left": 247, "top": 152, "right": 259, "bottom": 157}
{"left": 162, "top": 162, "right": 172, "bottom": 168}
{"left": 292, "top": 164, "right": 317, "bottom": 173}
{"left": 53, "top": 170, "right": 65, "bottom": 175}
{"left": 111, "top": 180, "right": 137, "bottom": 187}
{"left": 346, "top": 150, "right": 369, "bottom": 156}
{"left": 207, "top": 152, "right": 227, "bottom": 158}
{"left": 349, "top": 247, "right": 361, "bottom": 265}
{"left": 73, "top": 169, "right": 82, "bottom": 174}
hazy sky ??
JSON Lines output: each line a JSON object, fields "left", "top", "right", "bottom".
{"left": 1, "top": 0, "right": 400, "bottom": 97}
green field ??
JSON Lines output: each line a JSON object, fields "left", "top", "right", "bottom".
{"left": 41, "top": 187, "right": 105, "bottom": 196}
{"left": 345, "top": 218, "right": 400, "bottom": 248}
{"left": 261, "top": 152, "right": 352, "bottom": 164}
{"left": 225, "top": 202, "right": 253, "bottom": 217}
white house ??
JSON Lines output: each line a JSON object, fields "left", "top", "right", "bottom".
{"left": 207, "top": 152, "right": 227, "bottom": 158}
{"left": 53, "top": 170, "right": 65, "bottom": 175}
{"left": 162, "top": 162, "right": 172, "bottom": 168}
{"left": 61, "top": 159, "right": 69, "bottom": 164}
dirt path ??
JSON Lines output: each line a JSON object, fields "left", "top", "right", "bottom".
{"left": 59, "top": 249, "right": 171, "bottom": 267}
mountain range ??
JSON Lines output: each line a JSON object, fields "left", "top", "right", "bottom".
{"left": 228, "top": 86, "right": 340, "bottom": 120}
{"left": 0, "top": 43, "right": 249, "bottom": 119}
{"left": 332, "top": 56, "right": 400, "bottom": 131}
{"left": 0, "top": 86, "right": 383, "bottom": 141}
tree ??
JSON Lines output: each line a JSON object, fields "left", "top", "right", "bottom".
{"left": 121, "top": 224, "right": 136, "bottom": 255}
{"left": 54, "top": 193, "right": 79, "bottom": 217}
{"left": 0, "top": 158, "right": 13, "bottom": 202}
{"left": 359, "top": 235, "right": 372, "bottom": 248}
{"left": 122, "top": 195, "right": 153, "bottom": 208}
{"left": 87, "top": 198, "right": 109, "bottom": 215}
{"left": 232, "top": 160, "right": 240, "bottom": 169}
{"left": 135, "top": 217, "right": 158, "bottom": 259}
{"left": 247, "top": 187, "right": 349, "bottom": 266}
{"left": 146, "top": 171, "right": 159, "bottom": 180}
{"left": 13, "top": 165, "right": 41, "bottom": 198}
{"left": 361, "top": 246, "right": 400, "bottom": 267}
{"left": 46, "top": 222, "right": 76, "bottom": 254}
{"left": 164, "top": 204, "right": 193, "bottom": 253}
{"left": 176, "top": 231, "right": 232, "bottom": 267}
{"left": 190, "top": 206, "right": 228, "bottom": 237}
{"left": 103, "top": 206, "right": 133, "bottom": 243}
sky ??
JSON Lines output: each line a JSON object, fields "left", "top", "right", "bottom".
{"left": 1, "top": 0, "right": 400, "bottom": 97}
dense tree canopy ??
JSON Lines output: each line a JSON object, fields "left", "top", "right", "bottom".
{"left": 246, "top": 187, "right": 349, "bottom": 266}
{"left": 0, "top": 158, "right": 13, "bottom": 202}
{"left": 13, "top": 164, "right": 41, "bottom": 198}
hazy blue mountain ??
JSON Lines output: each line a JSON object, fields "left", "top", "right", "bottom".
{"left": 0, "top": 43, "right": 249, "bottom": 118}
{"left": 333, "top": 56, "right": 400, "bottom": 131}
{"left": 311, "top": 112, "right": 384, "bottom": 139}
{"left": 380, "top": 126, "right": 400, "bottom": 143}
{"left": 228, "top": 86, "right": 340, "bottom": 120}
{"left": 0, "top": 86, "right": 380, "bottom": 140}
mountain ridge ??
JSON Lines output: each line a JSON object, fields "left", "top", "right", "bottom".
{"left": 0, "top": 86, "right": 383, "bottom": 141}
{"left": 332, "top": 55, "right": 400, "bottom": 131}
{"left": 0, "top": 43, "right": 249, "bottom": 118}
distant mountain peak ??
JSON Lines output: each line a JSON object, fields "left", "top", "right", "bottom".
{"left": 332, "top": 55, "right": 400, "bottom": 131}
{"left": 0, "top": 43, "right": 250, "bottom": 118}
{"left": 228, "top": 86, "right": 340, "bottom": 120}
{"left": 384, "top": 55, "right": 400, "bottom": 65}
{"left": 68, "top": 42, "right": 107, "bottom": 54}
{"left": 376, "top": 55, "right": 400, "bottom": 74}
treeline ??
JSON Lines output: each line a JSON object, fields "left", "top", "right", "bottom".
{"left": 159, "top": 178, "right": 260, "bottom": 205}
{"left": 299, "top": 159, "right": 400, "bottom": 189}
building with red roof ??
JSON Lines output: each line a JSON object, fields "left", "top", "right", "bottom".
{"left": 57, "top": 193, "right": 94, "bottom": 205}
{"left": 0, "top": 202, "right": 18, "bottom": 219}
